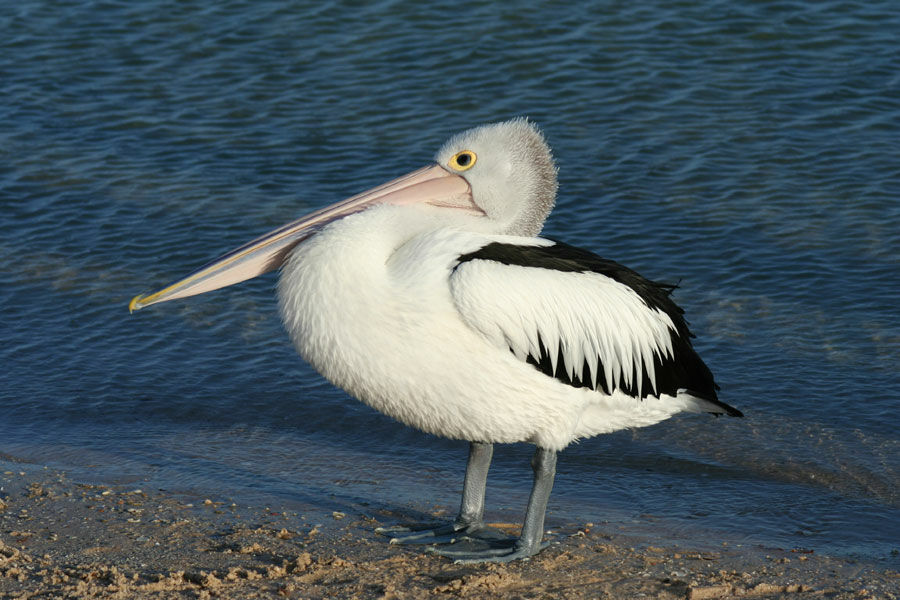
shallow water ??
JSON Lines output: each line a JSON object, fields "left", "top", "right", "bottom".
{"left": 2, "top": 0, "right": 898, "bottom": 564}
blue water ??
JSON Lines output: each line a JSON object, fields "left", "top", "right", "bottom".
{"left": 2, "top": 0, "right": 898, "bottom": 565}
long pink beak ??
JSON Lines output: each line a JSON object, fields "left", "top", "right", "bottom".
{"left": 129, "top": 164, "right": 476, "bottom": 312}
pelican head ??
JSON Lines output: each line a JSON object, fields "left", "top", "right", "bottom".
{"left": 435, "top": 118, "right": 557, "bottom": 237}
{"left": 129, "top": 118, "right": 558, "bottom": 311}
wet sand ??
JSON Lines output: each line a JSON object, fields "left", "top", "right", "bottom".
{"left": 1, "top": 465, "right": 897, "bottom": 599}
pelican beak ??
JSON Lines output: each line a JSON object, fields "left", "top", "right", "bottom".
{"left": 129, "top": 164, "right": 476, "bottom": 312}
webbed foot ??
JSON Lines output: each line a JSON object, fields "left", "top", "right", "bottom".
{"left": 375, "top": 521, "right": 506, "bottom": 546}
{"left": 427, "top": 538, "right": 549, "bottom": 563}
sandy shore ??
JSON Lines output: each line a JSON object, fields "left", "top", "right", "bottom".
{"left": 1, "top": 465, "right": 897, "bottom": 599}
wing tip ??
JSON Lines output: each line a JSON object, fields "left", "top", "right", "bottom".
{"left": 712, "top": 403, "right": 744, "bottom": 418}
{"left": 682, "top": 389, "right": 743, "bottom": 418}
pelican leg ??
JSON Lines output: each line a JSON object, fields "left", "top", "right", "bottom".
{"left": 429, "top": 446, "right": 557, "bottom": 563}
{"left": 376, "top": 442, "right": 497, "bottom": 544}
{"left": 456, "top": 440, "right": 494, "bottom": 528}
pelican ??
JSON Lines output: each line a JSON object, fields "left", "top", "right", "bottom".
{"left": 129, "top": 119, "right": 742, "bottom": 563}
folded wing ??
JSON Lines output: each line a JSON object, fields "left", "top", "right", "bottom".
{"left": 450, "top": 239, "right": 741, "bottom": 416}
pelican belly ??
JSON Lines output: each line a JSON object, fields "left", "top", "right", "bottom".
{"left": 276, "top": 206, "right": 689, "bottom": 450}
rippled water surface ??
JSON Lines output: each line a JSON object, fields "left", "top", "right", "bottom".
{"left": 2, "top": 1, "right": 898, "bottom": 564}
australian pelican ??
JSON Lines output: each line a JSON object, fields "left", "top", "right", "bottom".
{"left": 130, "top": 119, "right": 742, "bottom": 563}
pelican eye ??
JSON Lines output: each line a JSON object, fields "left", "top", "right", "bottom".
{"left": 449, "top": 150, "right": 477, "bottom": 171}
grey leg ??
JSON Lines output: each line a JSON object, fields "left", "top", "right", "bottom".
{"left": 376, "top": 442, "right": 495, "bottom": 544}
{"left": 430, "top": 446, "right": 557, "bottom": 563}
{"left": 455, "top": 441, "right": 493, "bottom": 527}
{"left": 514, "top": 446, "right": 557, "bottom": 554}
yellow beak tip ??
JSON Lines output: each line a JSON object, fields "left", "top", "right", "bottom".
{"left": 128, "top": 295, "right": 145, "bottom": 314}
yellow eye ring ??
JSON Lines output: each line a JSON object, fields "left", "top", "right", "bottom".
{"left": 448, "top": 150, "right": 477, "bottom": 172}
